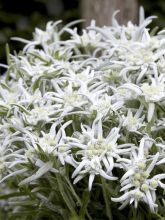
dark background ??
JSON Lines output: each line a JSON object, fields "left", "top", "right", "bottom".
{"left": 0, "top": 0, "right": 164, "bottom": 63}
{"left": 0, "top": 0, "right": 79, "bottom": 63}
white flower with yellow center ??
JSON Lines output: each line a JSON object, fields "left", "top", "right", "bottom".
{"left": 118, "top": 77, "right": 165, "bottom": 121}
{"left": 141, "top": 83, "right": 165, "bottom": 103}
{"left": 24, "top": 106, "right": 51, "bottom": 125}
{"left": 89, "top": 94, "right": 123, "bottom": 119}
{"left": 32, "top": 120, "right": 74, "bottom": 166}
{"left": 121, "top": 105, "right": 145, "bottom": 133}
{"left": 0, "top": 80, "right": 25, "bottom": 108}
{"left": 116, "top": 83, "right": 142, "bottom": 101}
{"left": 44, "top": 81, "right": 89, "bottom": 118}
{"left": 112, "top": 138, "right": 165, "bottom": 211}
{"left": 141, "top": 77, "right": 165, "bottom": 121}
{"left": 69, "top": 119, "right": 133, "bottom": 190}
{"left": 126, "top": 48, "right": 154, "bottom": 66}
{"left": 62, "top": 66, "right": 95, "bottom": 87}
{"left": 69, "top": 21, "right": 103, "bottom": 48}
{"left": 38, "top": 133, "right": 57, "bottom": 154}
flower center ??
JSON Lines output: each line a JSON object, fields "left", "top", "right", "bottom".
{"left": 127, "top": 49, "right": 154, "bottom": 64}
{"left": 91, "top": 100, "right": 111, "bottom": 116}
{"left": 39, "top": 135, "right": 56, "bottom": 153}
{"left": 86, "top": 139, "right": 112, "bottom": 157}
{"left": 142, "top": 84, "right": 164, "bottom": 97}
{"left": 64, "top": 92, "right": 79, "bottom": 104}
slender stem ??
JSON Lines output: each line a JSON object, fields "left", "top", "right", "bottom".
{"left": 79, "top": 191, "right": 92, "bottom": 220}
{"left": 101, "top": 177, "right": 113, "bottom": 220}
{"left": 155, "top": 212, "right": 164, "bottom": 220}
{"left": 125, "top": 131, "right": 130, "bottom": 142}
{"left": 5, "top": 43, "right": 10, "bottom": 65}
{"left": 157, "top": 103, "right": 165, "bottom": 114}
{"left": 86, "top": 211, "right": 93, "bottom": 220}
{"left": 64, "top": 176, "right": 82, "bottom": 206}
{"left": 132, "top": 207, "right": 137, "bottom": 219}
{"left": 56, "top": 174, "right": 77, "bottom": 216}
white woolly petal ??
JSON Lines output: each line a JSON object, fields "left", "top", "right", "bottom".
{"left": 147, "top": 103, "right": 155, "bottom": 122}
{"left": 102, "top": 157, "right": 110, "bottom": 171}
{"left": 118, "top": 200, "right": 130, "bottom": 210}
{"left": 145, "top": 190, "right": 157, "bottom": 212}
{"left": 73, "top": 175, "right": 84, "bottom": 184}
{"left": 111, "top": 191, "right": 130, "bottom": 202}
{"left": 146, "top": 152, "right": 159, "bottom": 174}
{"left": 158, "top": 181, "right": 165, "bottom": 189}
{"left": 120, "top": 183, "right": 133, "bottom": 192}
{"left": 72, "top": 160, "right": 87, "bottom": 178}
{"left": 0, "top": 168, "right": 28, "bottom": 183}
{"left": 88, "top": 174, "right": 95, "bottom": 191}
{"left": 153, "top": 174, "right": 165, "bottom": 180}
{"left": 19, "top": 162, "right": 53, "bottom": 186}
{"left": 121, "top": 169, "right": 135, "bottom": 181}
{"left": 157, "top": 158, "right": 165, "bottom": 165}
{"left": 107, "top": 156, "right": 114, "bottom": 173}
{"left": 100, "top": 170, "right": 117, "bottom": 181}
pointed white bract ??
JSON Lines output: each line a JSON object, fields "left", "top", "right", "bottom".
{"left": 112, "top": 138, "right": 165, "bottom": 211}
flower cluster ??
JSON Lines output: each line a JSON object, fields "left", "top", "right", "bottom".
{"left": 0, "top": 7, "right": 165, "bottom": 213}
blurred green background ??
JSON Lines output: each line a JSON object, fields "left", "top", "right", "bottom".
{"left": 0, "top": 0, "right": 164, "bottom": 63}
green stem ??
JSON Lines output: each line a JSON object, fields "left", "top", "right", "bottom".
{"left": 56, "top": 174, "right": 77, "bottom": 216}
{"left": 101, "top": 177, "right": 113, "bottom": 220}
{"left": 5, "top": 43, "right": 10, "bottom": 65}
{"left": 154, "top": 212, "right": 164, "bottom": 220}
{"left": 125, "top": 131, "right": 130, "bottom": 142}
{"left": 132, "top": 207, "right": 137, "bottom": 219}
{"left": 64, "top": 165, "right": 82, "bottom": 206}
{"left": 157, "top": 103, "right": 165, "bottom": 114}
{"left": 65, "top": 176, "right": 82, "bottom": 206}
{"left": 79, "top": 191, "right": 92, "bottom": 220}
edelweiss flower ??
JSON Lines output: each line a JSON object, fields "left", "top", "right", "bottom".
{"left": 141, "top": 77, "right": 165, "bottom": 103}
{"left": 0, "top": 80, "right": 26, "bottom": 109}
{"left": 44, "top": 81, "right": 89, "bottom": 117}
{"left": 62, "top": 66, "right": 95, "bottom": 87}
{"left": 89, "top": 93, "right": 123, "bottom": 119}
{"left": 141, "top": 77, "right": 165, "bottom": 121}
{"left": 69, "top": 21, "right": 103, "bottom": 48}
{"left": 24, "top": 104, "right": 58, "bottom": 125}
{"left": 0, "top": 131, "right": 28, "bottom": 184}
{"left": 115, "top": 83, "right": 141, "bottom": 101}
{"left": 118, "top": 76, "right": 165, "bottom": 121}
{"left": 37, "top": 120, "right": 74, "bottom": 166}
{"left": 68, "top": 119, "right": 133, "bottom": 190}
{"left": 121, "top": 105, "right": 145, "bottom": 133}
{"left": 112, "top": 138, "right": 165, "bottom": 211}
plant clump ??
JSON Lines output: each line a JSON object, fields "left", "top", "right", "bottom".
{"left": 0, "top": 7, "right": 165, "bottom": 220}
